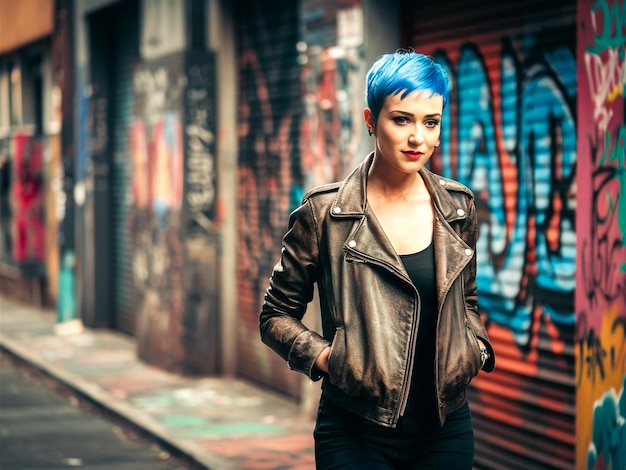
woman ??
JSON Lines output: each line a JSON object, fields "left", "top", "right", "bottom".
{"left": 260, "top": 50, "right": 495, "bottom": 469}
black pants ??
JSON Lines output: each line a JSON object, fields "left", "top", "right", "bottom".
{"left": 314, "top": 396, "right": 474, "bottom": 469}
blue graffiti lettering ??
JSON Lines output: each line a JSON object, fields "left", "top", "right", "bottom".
{"left": 436, "top": 43, "right": 577, "bottom": 345}
{"left": 588, "top": 0, "right": 626, "bottom": 55}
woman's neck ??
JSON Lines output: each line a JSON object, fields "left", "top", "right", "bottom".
{"left": 367, "top": 167, "right": 427, "bottom": 202}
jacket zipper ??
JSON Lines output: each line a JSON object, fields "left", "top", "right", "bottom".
{"left": 432, "top": 243, "right": 472, "bottom": 425}
{"left": 398, "top": 288, "right": 420, "bottom": 420}
{"left": 345, "top": 247, "right": 421, "bottom": 425}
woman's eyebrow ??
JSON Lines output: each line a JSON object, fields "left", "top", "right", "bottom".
{"left": 389, "top": 110, "right": 413, "bottom": 116}
{"left": 389, "top": 110, "right": 442, "bottom": 118}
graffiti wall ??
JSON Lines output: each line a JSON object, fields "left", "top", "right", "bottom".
{"left": 299, "top": 0, "right": 367, "bottom": 190}
{"left": 11, "top": 133, "right": 45, "bottom": 267}
{"left": 409, "top": 1, "right": 578, "bottom": 468}
{"left": 180, "top": 52, "right": 220, "bottom": 374}
{"left": 575, "top": 1, "right": 626, "bottom": 469}
{"left": 236, "top": 0, "right": 303, "bottom": 395}
{"left": 236, "top": 0, "right": 366, "bottom": 396}
{"left": 129, "top": 52, "right": 220, "bottom": 374}
{"left": 131, "top": 57, "right": 185, "bottom": 370}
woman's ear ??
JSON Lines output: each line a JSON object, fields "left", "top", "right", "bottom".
{"left": 364, "top": 108, "right": 375, "bottom": 135}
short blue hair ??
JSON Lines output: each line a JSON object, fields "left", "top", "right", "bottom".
{"left": 365, "top": 50, "right": 451, "bottom": 123}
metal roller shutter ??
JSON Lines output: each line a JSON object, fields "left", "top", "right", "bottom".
{"left": 405, "top": 1, "right": 577, "bottom": 468}
{"left": 235, "top": 0, "right": 303, "bottom": 397}
{"left": 111, "top": 0, "right": 140, "bottom": 335}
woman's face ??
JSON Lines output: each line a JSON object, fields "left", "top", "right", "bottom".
{"left": 365, "top": 90, "right": 443, "bottom": 174}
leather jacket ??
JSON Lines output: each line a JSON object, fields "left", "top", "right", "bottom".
{"left": 260, "top": 153, "right": 495, "bottom": 428}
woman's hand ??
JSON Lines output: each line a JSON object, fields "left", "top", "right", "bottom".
{"left": 477, "top": 339, "right": 490, "bottom": 369}
{"left": 315, "top": 346, "right": 331, "bottom": 374}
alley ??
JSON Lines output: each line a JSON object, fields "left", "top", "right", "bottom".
{"left": 0, "top": 297, "right": 317, "bottom": 470}
{"left": 0, "top": 352, "right": 193, "bottom": 469}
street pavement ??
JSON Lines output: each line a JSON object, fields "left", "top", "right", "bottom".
{"left": 0, "top": 296, "right": 316, "bottom": 470}
{"left": 0, "top": 353, "right": 190, "bottom": 469}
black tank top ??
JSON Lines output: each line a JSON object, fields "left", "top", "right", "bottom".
{"left": 399, "top": 241, "right": 438, "bottom": 426}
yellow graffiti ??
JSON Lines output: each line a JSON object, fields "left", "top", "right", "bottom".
{"left": 576, "top": 304, "right": 626, "bottom": 469}
{"left": 607, "top": 83, "right": 623, "bottom": 102}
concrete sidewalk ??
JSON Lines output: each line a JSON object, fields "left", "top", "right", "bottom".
{"left": 0, "top": 296, "right": 316, "bottom": 470}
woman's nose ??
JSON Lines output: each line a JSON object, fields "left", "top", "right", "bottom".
{"left": 409, "top": 126, "right": 424, "bottom": 144}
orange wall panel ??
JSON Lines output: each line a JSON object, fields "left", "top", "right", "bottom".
{"left": 0, "top": 0, "right": 54, "bottom": 53}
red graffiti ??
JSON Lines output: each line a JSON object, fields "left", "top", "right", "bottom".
{"left": 11, "top": 133, "right": 44, "bottom": 264}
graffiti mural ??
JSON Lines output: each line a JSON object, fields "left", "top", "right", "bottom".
{"left": 236, "top": 0, "right": 302, "bottom": 395}
{"left": 131, "top": 59, "right": 186, "bottom": 371}
{"left": 431, "top": 41, "right": 577, "bottom": 347}
{"left": 180, "top": 52, "right": 220, "bottom": 374}
{"left": 11, "top": 133, "right": 45, "bottom": 266}
{"left": 236, "top": 0, "right": 367, "bottom": 396}
{"left": 575, "top": 0, "right": 626, "bottom": 469}
{"left": 184, "top": 62, "right": 217, "bottom": 233}
{"left": 408, "top": 1, "right": 579, "bottom": 467}
{"left": 129, "top": 52, "right": 219, "bottom": 374}
{"left": 299, "top": 1, "right": 366, "bottom": 189}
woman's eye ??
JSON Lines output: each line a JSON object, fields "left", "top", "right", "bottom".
{"left": 394, "top": 117, "right": 411, "bottom": 125}
{"left": 425, "top": 120, "right": 440, "bottom": 128}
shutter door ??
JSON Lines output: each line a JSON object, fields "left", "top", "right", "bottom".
{"left": 235, "top": 0, "right": 303, "bottom": 396}
{"left": 111, "top": 0, "right": 140, "bottom": 335}
{"left": 406, "top": 1, "right": 577, "bottom": 468}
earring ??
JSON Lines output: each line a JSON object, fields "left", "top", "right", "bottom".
{"left": 435, "top": 142, "right": 440, "bottom": 148}
{"left": 368, "top": 129, "right": 372, "bottom": 136}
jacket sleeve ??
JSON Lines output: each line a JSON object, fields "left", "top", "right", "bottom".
{"left": 463, "top": 196, "right": 496, "bottom": 372}
{"left": 259, "top": 198, "right": 331, "bottom": 380}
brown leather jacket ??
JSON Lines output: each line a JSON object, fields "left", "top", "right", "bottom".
{"left": 260, "top": 153, "right": 495, "bottom": 428}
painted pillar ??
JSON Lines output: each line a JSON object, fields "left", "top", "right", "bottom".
{"left": 53, "top": 0, "right": 78, "bottom": 330}
{"left": 211, "top": 0, "right": 239, "bottom": 377}
{"left": 575, "top": 1, "right": 626, "bottom": 469}
{"left": 131, "top": 51, "right": 221, "bottom": 375}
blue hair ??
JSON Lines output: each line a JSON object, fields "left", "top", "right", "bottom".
{"left": 365, "top": 50, "right": 451, "bottom": 123}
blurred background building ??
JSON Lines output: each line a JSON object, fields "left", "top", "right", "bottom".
{"left": 0, "top": 0, "right": 624, "bottom": 468}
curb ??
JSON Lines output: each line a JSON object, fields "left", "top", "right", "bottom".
{"left": 0, "top": 333, "right": 237, "bottom": 470}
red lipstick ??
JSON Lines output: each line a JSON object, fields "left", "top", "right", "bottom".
{"left": 402, "top": 151, "right": 422, "bottom": 161}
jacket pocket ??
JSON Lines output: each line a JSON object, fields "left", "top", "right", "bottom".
{"left": 327, "top": 327, "right": 351, "bottom": 394}
{"left": 465, "top": 322, "right": 482, "bottom": 378}
{"left": 442, "top": 323, "right": 481, "bottom": 403}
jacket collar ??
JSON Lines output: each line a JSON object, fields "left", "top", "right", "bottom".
{"left": 329, "top": 154, "right": 371, "bottom": 218}
{"left": 330, "top": 152, "right": 470, "bottom": 223}
{"left": 331, "top": 153, "right": 473, "bottom": 304}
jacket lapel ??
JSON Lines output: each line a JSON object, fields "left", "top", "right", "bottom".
{"left": 420, "top": 169, "right": 473, "bottom": 308}
{"left": 331, "top": 154, "right": 406, "bottom": 274}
